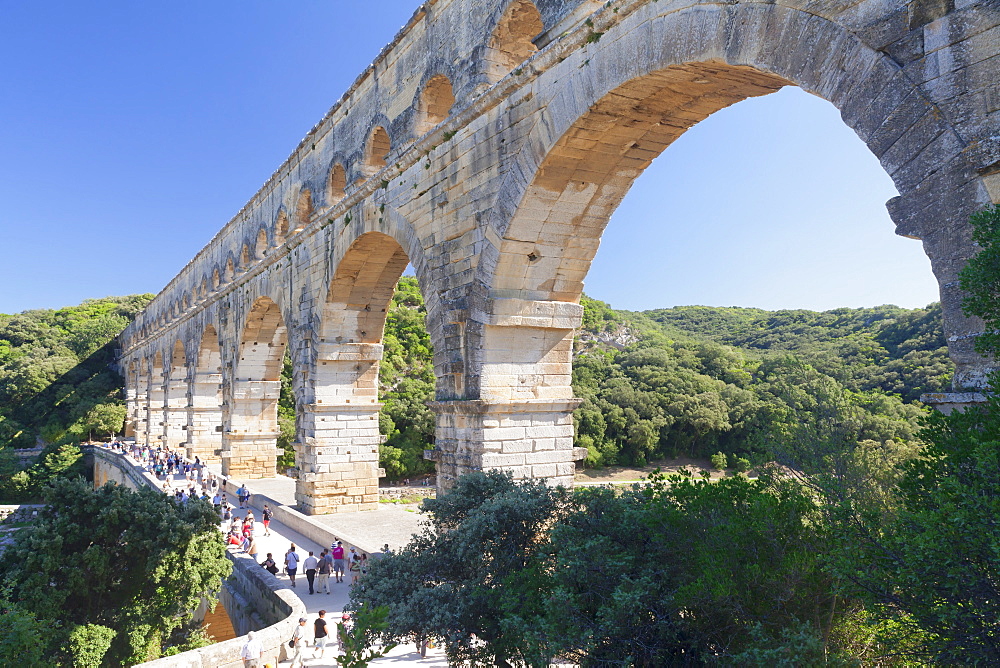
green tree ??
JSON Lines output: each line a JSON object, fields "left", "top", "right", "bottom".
{"left": 350, "top": 471, "right": 566, "bottom": 666}
{"left": 3, "top": 477, "right": 232, "bottom": 664}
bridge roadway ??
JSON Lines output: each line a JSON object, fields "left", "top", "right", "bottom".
{"left": 98, "top": 445, "right": 448, "bottom": 666}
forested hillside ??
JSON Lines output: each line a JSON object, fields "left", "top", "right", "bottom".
{"left": 0, "top": 295, "right": 153, "bottom": 450}
{"left": 0, "top": 286, "right": 950, "bottom": 484}
{"left": 366, "top": 284, "right": 951, "bottom": 477}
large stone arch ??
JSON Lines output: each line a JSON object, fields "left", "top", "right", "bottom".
{"left": 223, "top": 296, "right": 288, "bottom": 478}
{"left": 479, "top": 1, "right": 992, "bottom": 387}
{"left": 291, "top": 202, "right": 432, "bottom": 512}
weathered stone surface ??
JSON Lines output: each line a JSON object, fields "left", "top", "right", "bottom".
{"left": 117, "top": 0, "right": 1000, "bottom": 500}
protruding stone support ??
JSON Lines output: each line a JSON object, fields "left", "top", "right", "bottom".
{"left": 187, "top": 372, "right": 223, "bottom": 462}
{"left": 427, "top": 398, "right": 586, "bottom": 491}
{"left": 296, "top": 342, "right": 384, "bottom": 514}
{"left": 295, "top": 404, "right": 383, "bottom": 514}
{"left": 163, "top": 377, "right": 189, "bottom": 450}
{"left": 429, "top": 298, "right": 587, "bottom": 493}
{"left": 222, "top": 379, "right": 281, "bottom": 478}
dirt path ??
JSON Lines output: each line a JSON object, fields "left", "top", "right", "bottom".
{"left": 574, "top": 457, "right": 729, "bottom": 484}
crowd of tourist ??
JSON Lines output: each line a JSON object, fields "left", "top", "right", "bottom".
{"left": 100, "top": 440, "right": 400, "bottom": 666}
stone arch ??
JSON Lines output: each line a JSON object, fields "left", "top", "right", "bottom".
{"left": 484, "top": 0, "right": 542, "bottom": 84}
{"left": 255, "top": 227, "right": 268, "bottom": 259}
{"left": 275, "top": 210, "right": 290, "bottom": 245}
{"left": 363, "top": 126, "right": 391, "bottom": 176}
{"left": 481, "top": 1, "right": 991, "bottom": 388}
{"left": 224, "top": 257, "right": 235, "bottom": 283}
{"left": 212, "top": 268, "right": 221, "bottom": 291}
{"left": 293, "top": 189, "right": 313, "bottom": 234}
{"left": 224, "top": 296, "right": 288, "bottom": 478}
{"left": 327, "top": 164, "right": 347, "bottom": 204}
{"left": 198, "top": 276, "right": 208, "bottom": 301}
{"left": 415, "top": 74, "right": 456, "bottom": 135}
{"left": 298, "top": 231, "right": 412, "bottom": 514}
{"left": 239, "top": 244, "right": 251, "bottom": 271}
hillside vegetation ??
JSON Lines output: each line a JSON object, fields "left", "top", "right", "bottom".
{"left": 0, "top": 285, "right": 950, "bottom": 484}
{"left": 367, "top": 281, "right": 950, "bottom": 478}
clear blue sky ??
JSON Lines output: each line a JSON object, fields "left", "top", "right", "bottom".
{"left": 0, "top": 1, "right": 940, "bottom": 315}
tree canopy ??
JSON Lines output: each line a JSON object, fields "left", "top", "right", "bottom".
{"left": 3, "top": 477, "right": 231, "bottom": 666}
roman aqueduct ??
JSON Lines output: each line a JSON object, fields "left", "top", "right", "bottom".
{"left": 117, "top": 0, "right": 1000, "bottom": 513}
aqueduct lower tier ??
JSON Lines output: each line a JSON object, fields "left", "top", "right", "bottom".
{"left": 117, "top": 0, "right": 1000, "bottom": 514}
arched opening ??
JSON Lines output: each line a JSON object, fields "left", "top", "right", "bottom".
{"left": 484, "top": 0, "right": 542, "bottom": 84}
{"left": 255, "top": 227, "right": 268, "bottom": 259}
{"left": 240, "top": 244, "right": 251, "bottom": 271}
{"left": 492, "top": 63, "right": 792, "bottom": 302}
{"left": 224, "top": 258, "right": 235, "bottom": 283}
{"left": 294, "top": 189, "right": 313, "bottom": 233}
{"left": 164, "top": 340, "right": 188, "bottom": 449}
{"left": 298, "top": 232, "right": 413, "bottom": 513}
{"left": 363, "top": 126, "right": 391, "bottom": 176}
{"left": 416, "top": 75, "right": 456, "bottom": 135}
{"left": 275, "top": 210, "right": 290, "bottom": 245}
{"left": 328, "top": 164, "right": 347, "bottom": 204}
{"left": 212, "top": 268, "right": 221, "bottom": 291}
{"left": 224, "top": 297, "right": 287, "bottom": 478}
{"left": 190, "top": 324, "right": 223, "bottom": 462}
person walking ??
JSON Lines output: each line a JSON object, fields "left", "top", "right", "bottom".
{"left": 304, "top": 551, "right": 318, "bottom": 595}
{"left": 289, "top": 617, "right": 308, "bottom": 668}
{"left": 285, "top": 544, "right": 300, "bottom": 588}
{"left": 240, "top": 630, "right": 263, "bottom": 668}
{"left": 332, "top": 541, "right": 346, "bottom": 583}
{"left": 317, "top": 549, "right": 332, "bottom": 594}
{"left": 313, "top": 610, "right": 329, "bottom": 660}
{"left": 261, "top": 504, "right": 272, "bottom": 536}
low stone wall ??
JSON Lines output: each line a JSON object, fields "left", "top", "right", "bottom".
{"left": 0, "top": 504, "right": 43, "bottom": 523}
{"left": 138, "top": 551, "right": 305, "bottom": 668}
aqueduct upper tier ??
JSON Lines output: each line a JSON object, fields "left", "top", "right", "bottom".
{"left": 117, "top": 0, "right": 1000, "bottom": 513}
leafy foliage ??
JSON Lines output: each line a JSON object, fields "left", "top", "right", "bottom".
{"left": 0, "top": 295, "right": 152, "bottom": 459}
{"left": 3, "top": 477, "right": 232, "bottom": 665}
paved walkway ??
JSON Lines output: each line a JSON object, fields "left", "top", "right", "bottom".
{"left": 144, "top": 461, "right": 445, "bottom": 666}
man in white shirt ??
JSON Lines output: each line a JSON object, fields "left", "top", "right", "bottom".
{"left": 240, "top": 631, "right": 263, "bottom": 668}
{"left": 285, "top": 544, "right": 300, "bottom": 588}
{"left": 303, "top": 551, "right": 319, "bottom": 594}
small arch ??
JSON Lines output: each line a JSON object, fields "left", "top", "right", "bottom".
{"left": 327, "top": 164, "right": 346, "bottom": 204}
{"left": 485, "top": 0, "right": 543, "bottom": 84}
{"left": 294, "top": 190, "right": 313, "bottom": 233}
{"left": 224, "top": 257, "right": 235, "bottom": 283}
{"left": 170, "top": 339, "right": 187, "bottom": 373}
{"left": 240, "top": 244, "right": 251, "bottom": 271}
{"left": 275, "top": 210, "right": 290, "bottom": 245}
{"left": 416, "top": 75, "right": 456, "bottom": 135}
{"left": 363, "top": 126, "right": 391, "bottom": 176}
{"left": 212, "top": 268, "right": 222, "bottom": 290}
{"left": 255, "top": 227, "right": 268, "bottom": 259}
{"left": 199, "top": 276, "right": 208, "bottom": 299}
{"left": 238, "top": 297, "right": 287, "bottom": 381}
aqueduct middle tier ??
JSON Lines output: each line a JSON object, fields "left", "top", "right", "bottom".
{"left": 118, "top": 0, "right": 1000, "bottom": 513}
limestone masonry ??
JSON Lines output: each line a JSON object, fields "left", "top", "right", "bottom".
{"left": 117, "top": 0, "right": 1000, "bottom": 513}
